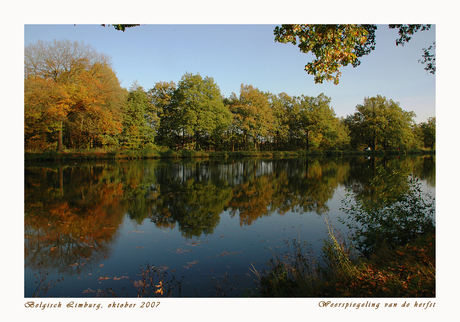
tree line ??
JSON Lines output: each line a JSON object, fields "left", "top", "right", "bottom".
{"left": 24, "top": 39, "right": 436, "bottom": 153}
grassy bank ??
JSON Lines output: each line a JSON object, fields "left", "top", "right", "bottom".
{"left": 253, "top": 223, "right": 435, "bottom": 297}
{"left": 25, "top": 148, "right": 435, "bottom": 163}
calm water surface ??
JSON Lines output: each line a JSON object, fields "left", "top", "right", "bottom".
{"left": 24, "top": 155, "right": 435, "bottom": 297}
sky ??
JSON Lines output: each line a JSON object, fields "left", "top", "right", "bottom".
{"left": 24, "top": 23, "right": 436, "bottom": 123}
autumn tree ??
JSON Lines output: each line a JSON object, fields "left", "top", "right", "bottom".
{"left": 63, "top": 62, "right": 126, "bottom": 149}
{"left": 25, "top": 77, "right": 72, "bottom": 151}
{"left": 274, "top": 24, "right": 434, "bottom": 84}
{"left": 229, "top": 84, "right": 275, "bottom": 150}
{"left": 24, "top": 39, "right": 125, "bottom": 151}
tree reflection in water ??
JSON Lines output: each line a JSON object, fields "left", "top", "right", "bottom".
{"left": 24, "top": 155, "right": 435, "bottom": 296}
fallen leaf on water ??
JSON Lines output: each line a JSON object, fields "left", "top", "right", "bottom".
{"left": 132, "top": 280, "right": 149, "bottom": 288}
{"left": 216, "top": 250, "right": 244, "bottom": 257}
{"left": 185, "top": 240, "right": 207, "bottom": 246}
{"left": 155, "top": 281, "right": 164, "bottom": 295}
{"left": 183, "top": 260, "right": 199, "bottom": 269}
{"left": 82, "top": 288, "right": 96, "bottom": 293}
{"left": 175, "top": 247, "right": 194, "bottom": 254}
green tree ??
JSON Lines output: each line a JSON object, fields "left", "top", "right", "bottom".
{"left": 322, "top": 116, "right": 350, "bottom": 150}
{"left": 274, "top": 24, "right": 433, "bottom": 84}
{"left": 345, "top": 95, "right": 416, "bottom": 150}
{"left": 148, "top": 81, "right": 178, "bottom": 148}
{"left": 297, "top": 94, "right": 340, "bottom": 150}
{"left": 119, "top": 82, "right": 157, "bottom": 149}
{"left": 222, "top": 94, "right": 240, "bottom": 151}
{"left": 174, "top": 73, "right": 232, "bottom": 150}
{"left": 266, "top": 92, "right": 295, "bottom": 150}
{"left": 265, "top": 92, "right": 348, "bottom": 151}
{"left": 419, "top": 117, "right": 436, "bottom": 149}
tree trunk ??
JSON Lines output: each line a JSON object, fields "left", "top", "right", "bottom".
{"left": 57, "top": 121, "right": 63, "bottom": 152}
{"left": 305, "top": 131, "right": 309, "bottom": 151}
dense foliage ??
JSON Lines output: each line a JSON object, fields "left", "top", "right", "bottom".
{"left": 274, "top": 24, "right": 434, "bottom": 84}
{"left": 24, "top": 40, "right": 126, "bottom": 152}
{"left": 24, "top": 39, "right": 435, "bottom": 153}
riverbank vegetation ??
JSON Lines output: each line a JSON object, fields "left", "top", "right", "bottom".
{"left": 24, "top": 147, "right": 435, "bottom": 163}
{"left": 25, "top": 40, "right": 436, "bottom": 157}
{"left": 253, "top": 178, "right": 435, "bottom": 297}
{"left": 254, "top": 229, "right": 434, "bottom": 297}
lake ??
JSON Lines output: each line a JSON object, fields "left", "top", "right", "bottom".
{"left": 24, "top": 155, "right": 435, "bottom": 297}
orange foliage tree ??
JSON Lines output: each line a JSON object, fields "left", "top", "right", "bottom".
{"left": 24, "top": 39, "right": 126, "bottom": 151}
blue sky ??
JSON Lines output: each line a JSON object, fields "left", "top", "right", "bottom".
{"left": 24, "top": 24, "right": 435, "bottom": 123}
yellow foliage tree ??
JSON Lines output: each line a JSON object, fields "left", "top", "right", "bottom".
{"left": 24, "top": 39, "right": 125, "bottom": 151}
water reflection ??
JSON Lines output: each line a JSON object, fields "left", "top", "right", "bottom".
{"left": 341, "top": 175, "right": 435, "bottom": 256}
{"left": 344, "top": 155, "right": 435, "bottom": 205}
{"left": 25, "top": 165, "right": 126, "bottom": 274}
{"left": 25, "top": 156, "right": 435, "bottom": 277}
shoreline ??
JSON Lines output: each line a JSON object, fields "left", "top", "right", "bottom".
{"left": 25, "top": 149, "right": 435, "bottom": 163}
